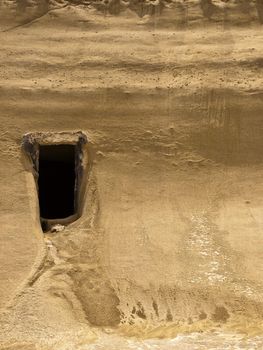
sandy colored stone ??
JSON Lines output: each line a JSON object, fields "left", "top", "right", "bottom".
{"left": 0, "top": 2, "right": 263, "bottom": 349}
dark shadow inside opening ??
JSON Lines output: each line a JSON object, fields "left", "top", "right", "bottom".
{"left": 38, "top": 145, "right": 76, "bottom": 220}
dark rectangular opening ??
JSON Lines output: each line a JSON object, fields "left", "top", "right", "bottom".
{"left": 38, "top": 145, "right": 76, "bottom": 220}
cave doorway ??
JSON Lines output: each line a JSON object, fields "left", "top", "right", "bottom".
{"left": 22, "top": 131, "right": 88, "bottom": 232}
{"left": 38, "top": 145, "right": 76, "bottom": 220}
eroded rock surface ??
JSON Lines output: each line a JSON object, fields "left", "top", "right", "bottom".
{"left": 0, "top": 3, "right": 263, "bottom": 349}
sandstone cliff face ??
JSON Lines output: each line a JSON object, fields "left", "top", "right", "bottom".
{"left": 1, "top": 0, "right": 263, "bottom": 30}
{"left": 0, "top": 2, "right": 263, "bottom": 350}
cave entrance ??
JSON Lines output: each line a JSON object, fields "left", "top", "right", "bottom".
{"left": 22, "top": 131, "right": 88, "bottom": 233}
{"left": 39, "top": 145, "right": 76, "bottom": 221}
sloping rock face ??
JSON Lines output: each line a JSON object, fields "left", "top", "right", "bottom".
{"left": 1, "top": 0, "right": 263, "bottom": 29}
{"left": 0, "top": 3, "right": 263, "bottom": 350}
